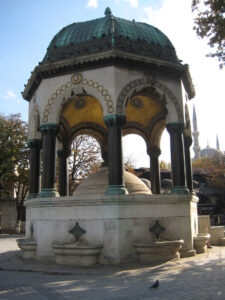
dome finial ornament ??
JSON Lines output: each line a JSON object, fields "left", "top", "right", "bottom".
{"left": 104, "top": 7, "right": 112, "bottom": 16}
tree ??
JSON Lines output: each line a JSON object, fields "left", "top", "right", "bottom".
{"left": 124, "top": 155, "right": 136, "bottom": 174}
{"left": 14, "top": 146, "right": 29, "bottom": 222}
{"left": 0, "top": 114, "right": 29, "bottom": 224}
{"left": 68, "top": 135, "right": 102, "bottom": 194}
{"left": 160, "top": 160, "right": 171, "bottom": 170}
{"left": 192, "top": 0, "right": 225, "bottom": 68}
{"left": 68, "top": 135, "right": 137, "bottom": 194}
{"left": 192, "top": 156, "right": 225, "bottom": 189}
{"left": 193, "top": 156, "right": 225, "bottom": 211}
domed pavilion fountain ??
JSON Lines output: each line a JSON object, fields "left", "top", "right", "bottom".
{"left": 18, "top": 8, "right": 199, "bottom": 265}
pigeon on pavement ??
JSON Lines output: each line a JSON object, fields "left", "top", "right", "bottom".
{"left": 149, "top": 280, "right": 159, "bottom": 289}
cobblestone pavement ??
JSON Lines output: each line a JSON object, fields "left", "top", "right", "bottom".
{"left": 0, "top": 235, "right": 225, "bottom": 299}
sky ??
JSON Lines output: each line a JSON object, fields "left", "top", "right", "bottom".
{"left": 0, "top": 0, "right": 224, "bottom": 167}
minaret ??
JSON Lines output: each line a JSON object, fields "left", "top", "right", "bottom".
{"left": 216, "top": 135, "right": 220, "bottom": 151}
{"left": 192, "top": 105, "right": 201, "bottom": 160}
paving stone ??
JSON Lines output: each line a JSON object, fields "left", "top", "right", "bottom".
{"left": 1, "top": 235, "right": 225, "bottom": 299}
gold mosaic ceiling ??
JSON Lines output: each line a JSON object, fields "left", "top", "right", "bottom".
{"left": 61, "top": 94, "right": 163, "bottom": 132}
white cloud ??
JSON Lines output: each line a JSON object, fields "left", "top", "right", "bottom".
{"left": 4, "top": 90, "right": 17, "bottom": 99}
{"left": 3, "top": 90, "right": 22, "bottom": 104}
{"left": 125, "top": 0, "right": 138, "bottom": 8}
{"left": 87, "top": 0, "right": 98, "bottom": 8}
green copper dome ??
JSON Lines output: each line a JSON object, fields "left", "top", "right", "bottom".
{"left": 42, "top": 8, "right": 178, "bottom": 64}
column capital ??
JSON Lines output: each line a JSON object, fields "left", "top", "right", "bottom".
{"left": 57, "top": 148, "right": 71, "bottom": 158}
{"left": 40, "top": 123, "right": 59, "bottom": 134}
{"left": 147, "top": 146, "right": 161, "bottom": 158}
{"left": 27, "top": 139, "right": 42, "bottom": 148}
{"left": 104, "top": 114, "right": 126, "bottom": 128}
{"left": 166, "top": 122, "right": 184, "bottom": 135}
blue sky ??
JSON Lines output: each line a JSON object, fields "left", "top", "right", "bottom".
{"left": 0, "top": 0, "right": 224, "bottom": 165}
{"left": 0, "top": 0, "right": 162, "bottom": 120}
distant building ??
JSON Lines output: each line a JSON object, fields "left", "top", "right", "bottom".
{"left": 192, "top": 105, "right": 224, "bottom": 159}
{"left": 192, "top": 105, "right": 225, "bottom": 218}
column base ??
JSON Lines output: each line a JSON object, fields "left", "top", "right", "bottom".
{"left": 171, "top": 186, "right": 190, "bottom": 194}
{"left": 40, "top": 188, "right": 60, "bottom": 198}
{"left": 27, "top": 193, "right": 39, "bottom": 200}
{"left": 106, "top": 185, "right": 128, "bottom": 195}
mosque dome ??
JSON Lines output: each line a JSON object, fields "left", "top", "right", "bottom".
{"left": 73, "top": 167, "right": 151, "bottom": 195}
{"left": 200, "top": 146, "right": 222, "bottom": 158}
{"left": 42, "top": 7, "right": 178, "bottom": 65}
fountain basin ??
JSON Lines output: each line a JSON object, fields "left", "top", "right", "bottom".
{"left": 134, "top": 240, "right": 184, "bottom": 264}
{"left": 17, "top": 239, "right": 37, "bottom": 259}
{"left": 52, "top": 243, "right": 103, "bottom": 266}
{"left": 193, "top": 234, "right": 210, "bottom": 253}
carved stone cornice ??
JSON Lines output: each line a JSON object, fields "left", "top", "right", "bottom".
{"left": 166, "top": 122, "right": 184, "bottom": 135}
{"left": 104, "top": 114, "right": 126, "bottom": 128}
{"left": 22, "top": 50, "right": 192, "bottom": 102}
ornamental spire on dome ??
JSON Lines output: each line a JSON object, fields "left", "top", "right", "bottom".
{"left": 104, "top": 7, "right": 112, "bottom": 16}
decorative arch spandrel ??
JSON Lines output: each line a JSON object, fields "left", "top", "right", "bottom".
{"left": 28, "top": 104, "right": 41, "bottom": 140}
{"left": 116, "top": 77, "right": 183, "bottom": 122}
{"left": 41, "top": 73, "right": 115, "bottom": 124}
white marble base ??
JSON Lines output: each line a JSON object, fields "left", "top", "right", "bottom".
{"left": 17, "top": 239, "right": 37, "bottom": 259}
{"left": 193, "top": 234, "right": 210, "bottom": 253}
{"left": 134, "top": 240, "right": 184, "bottom": 263}
{"left": 180, "top": 249, "right": 196, "bottom": 258}
{"left": 209, "top": 226, "right": 225, "bottom": 245}
{"left": 25, "top": 193, "right": 198, "bottom": 265}
{"left": 52, "top": 243, "right": 103, "bottom": 266}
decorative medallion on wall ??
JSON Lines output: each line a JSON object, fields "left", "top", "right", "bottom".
{"left": 150, "top": 220, "right": 165, "bottom": 240}
{"left": 130, "top": 97, "right": 144, "bottom": 109}
{"left": 42, "top": 73, "right": 114, "bottom": 123}
{"left": 71, "top": 73, "right": 82, "bottom": 84}
{"left": 69, "top": 222, "right": 86, "bottom": 242}
{"left": 79, "top": 75, "right": 114, "bottom": 113}
{"left": 74, "top": 97, "right": 86, "bottom": 110}
{"left": 144, "top": 71, "right": 157, "bottom": 85}
{"left": 116, "top": 77, "right": 183, "bottom": 121}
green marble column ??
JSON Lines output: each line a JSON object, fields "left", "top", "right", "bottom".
{"left": 184, "top": 135, "right": 193, "bottom": 193}
{"left": 40, "top": 123, "right": 59, "bottom": 198}
{"left": 166, "top": 122, "right": 189, "bottom": 194}
{"left": 27, "top": 139, "right": 42, "bottom": 199}
{"left": 104, "top": 114, "right": 128, "bottom": 195}
{"left": 57, "top": 148, "right": 70, "bottom": 196}
{"left": 147, "top": 146, "right": 161, "bottom": 194}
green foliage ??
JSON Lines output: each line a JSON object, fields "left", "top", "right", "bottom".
{"left": 160, "top": 160, "right": 171, "bottom": 170}
{"left": 0, "top": 114, "right": 29, "bottom": 208}
{"left": 192, "top": 156, "right": 225, "bottom": 189}
{"left": 124, "top": 155, "right": 136, "bottom": 174}
{"left": 192, "top": 0, "right": 225, "bottom": 68}
{"left": 68, "top": 135, "right": 102, "bottom": 194}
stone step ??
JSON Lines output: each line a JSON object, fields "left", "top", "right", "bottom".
{"left": 220, "top": 238, "right": 225, "bottom": 246}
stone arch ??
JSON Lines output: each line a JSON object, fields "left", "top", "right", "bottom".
{"left": 41, "top": 73, "right": 115, "bottom": 124}
{"left": 116, "top": 77, "right": 183, "bottom": 122}
{"left": 69, "top": 123, "right": 107, "bottom": 149}
{"left": 28, "top": 104, "right": 41, "bottom": 139}
{"left": 56, "top": 92, "right": 105, "bottom": 128}
{"left": 148, "top": 118, "right": 166, "bottom": 148}
{"left": 123, "top": 124, "right": 149, "bottom": 147}
{"left": 68, "top": 125, "right": 107, "bottom": 165}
